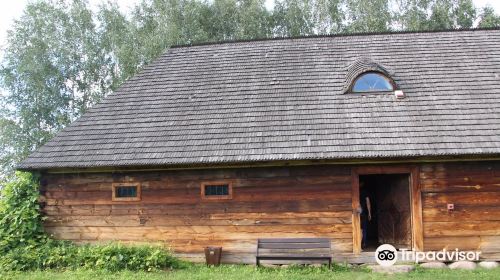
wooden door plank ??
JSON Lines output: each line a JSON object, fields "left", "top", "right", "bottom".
{"left": 351, "top": 168, "right": 361, "bottom": 254}
{"left": 411, "top": 166, "right": 424, "bottom": 251}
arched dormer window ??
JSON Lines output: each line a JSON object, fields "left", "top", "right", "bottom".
{"left": 343, "top": 58, "right": 397, "bottom": 94}
{"left": 351, "top": 72, "right": 394, "bottom": 93}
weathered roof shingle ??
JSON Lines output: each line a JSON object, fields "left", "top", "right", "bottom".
{"left": 19, "top": 29, "right": 500, "bottom": 169}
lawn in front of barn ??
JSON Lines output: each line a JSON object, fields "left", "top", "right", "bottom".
{"left": 2, "top": 264, "right": 500, "bottom": 280}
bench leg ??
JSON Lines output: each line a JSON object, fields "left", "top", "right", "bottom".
{"left": 256, "top": 257, "right": 260, "bottom": 267}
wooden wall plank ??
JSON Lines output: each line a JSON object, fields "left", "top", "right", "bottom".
{"left": 45, "top": 215, "right": 352, "bottom": 227}
{"left": 423, "top": 207, "right": 500, "bottom": 222}
{"left": 422, "top": 192, "right": 500, "bottom": 207}
{"left": 424, "top": 221, "right": 500, "bottom": 237}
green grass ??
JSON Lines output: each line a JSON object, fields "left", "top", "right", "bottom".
{"left": 1, "top": 264, "right": 499, "bottom": 280}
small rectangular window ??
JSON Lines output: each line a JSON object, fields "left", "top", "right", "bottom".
{"left": 201, "top": 182, "right": 232, "bottom": 200}
{"left": 112, "top": 183, "right": 141, "bottom": 201}
{"left": 116, "top": 186, "right": 137, "bottom": 197}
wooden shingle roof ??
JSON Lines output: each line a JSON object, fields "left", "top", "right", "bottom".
{"left": 19, "top": 28, "right": 500, "bottom": 170}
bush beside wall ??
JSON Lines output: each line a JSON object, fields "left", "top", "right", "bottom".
{"left": 0, "top": 172, "right": 180, "bottom": 271}
{"left": 0, "top": 241, "right": 180, "bottom": 271}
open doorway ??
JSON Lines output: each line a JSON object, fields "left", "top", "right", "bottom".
{"left": 359, "top": 174, "right": 412, "bottom": 251}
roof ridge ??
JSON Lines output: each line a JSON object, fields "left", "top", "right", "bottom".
{"left": 170, "top": 27, "right": 500, "bottom": 49}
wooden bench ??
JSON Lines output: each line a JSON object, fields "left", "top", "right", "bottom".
{"left": 256, "top": 238, "right": 332, "bottom": 267}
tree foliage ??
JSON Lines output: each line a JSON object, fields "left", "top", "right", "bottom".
{"left": 0, "top": 0, "right": 123, "bottom": 179}
{"left": 273, "top": 0, "right": 316, "bottom": 37}
{"left": 1, "top": 0, "right": 499, "bottom": 178}
{"left": 479, "top": 5, "right": 500, "bottom": 28}
{"left": 345, "top": 0, "right": 392, "bottom": 33}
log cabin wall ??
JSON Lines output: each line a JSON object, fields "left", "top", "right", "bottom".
{"left": 420, "top": 161, "right": 500, "bottom": 261}
{"left": 40, "top": 165, "right": 354, "bottom": 263}
{"left": 39, "top": 160, "right": 500, "bottom": 263}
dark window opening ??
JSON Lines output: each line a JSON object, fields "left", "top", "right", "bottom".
{"left": 205, "top": 184, "right": 229, "bottom": 196}
{"left": 116, "top": 186, "right": 138, "bottom": 198}
{"left": 201, "top": 182, "right": 232, "bottom": 200}
{"left": 112, "top": 183, "right": 141, "bottom": 201}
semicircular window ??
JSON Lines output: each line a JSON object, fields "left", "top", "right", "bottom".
{"left": 351, "top": 72, "right": 394, "bottom": 93}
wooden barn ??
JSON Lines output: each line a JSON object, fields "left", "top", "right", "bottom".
{"left": 19, "top": 28, "right": 500, "bottom": 264}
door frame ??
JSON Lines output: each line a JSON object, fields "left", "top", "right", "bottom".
{"left": 351, "top": 165, "right": 423, "bottom": 254}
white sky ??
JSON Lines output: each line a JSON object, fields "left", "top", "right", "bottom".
{"left": 0, "top": 0, "right": 499, "bottom": 50}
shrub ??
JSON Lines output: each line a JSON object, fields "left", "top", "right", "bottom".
{"left": 0, "top": 172, "right": 181, "bottom": 271}
{"left": 0, "top": 241, "right": 180, "bottom": 271}
{"left": 73, "top": 243, "right": 179, "bottom": 271}
{"left": 0, "top": 172, "right": 47, "bottom": 252}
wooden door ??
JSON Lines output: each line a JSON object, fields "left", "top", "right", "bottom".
{"left": 352, "top": 166, "right": 423, "bottom": 254}
{"left": 377, "top": 175, "right": 411, "bottom": 249}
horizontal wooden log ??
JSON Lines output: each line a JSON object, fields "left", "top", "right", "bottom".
{"left": 168, "top": 238, "right": 352, "bottom": 253}
{"left": 416, "top": 237, "right": 500, "bottom": 260}
{"left": 421, "top": 177, "right": 500, "bottom": 190}
{"left": 45, "top": 215, "right": 351, "bottom": 227}
{"left": 43, "top": 179, "right": 351, "bottom": 195}
{"left": 480, "top": 236, "right": 500, "bottom": 252}
{"left": 422, "top": 192, "right": 500, "bottom": 207}
{"left": 44, "top": 165, "right": 350, "bottom": 184}
{"left": 423, "top": 207, "right": 500, "bottom": 222}
{"left": 46, "top": 225, "right": 353, "bottom": 242}
{"left": 481, "top": 252, "right": 500, "bottom": 261}
{"left": 71, "top": 231, "right": 356, "bottom": 242}
{"left": 424, "top": 221, "right": 500, "bottom": 237}
{"left": 43, "top": 201, "right": 351, "bottom": 218}
{"left": 44, "top": 224, "right": 353, "bottom": 235}
{"left": 420, "top": 162, "right": 500, "bottom": 176}
{"left": 421, "top": 183, "right": 500, "bottom": 193}
{"left": 44, "top": 183, "right": 351, "bottom": 199}
{"left": 44, "top": 188, "right": 351, "bottom": 206}
{"left": 209, "top": 211, "right": 352, "bottom": 220}
{"left": 258, "top": 237, "right": 329, "bottom": 242}
{"left": 424, "top": 236, "right": 482, "bottom": 251}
